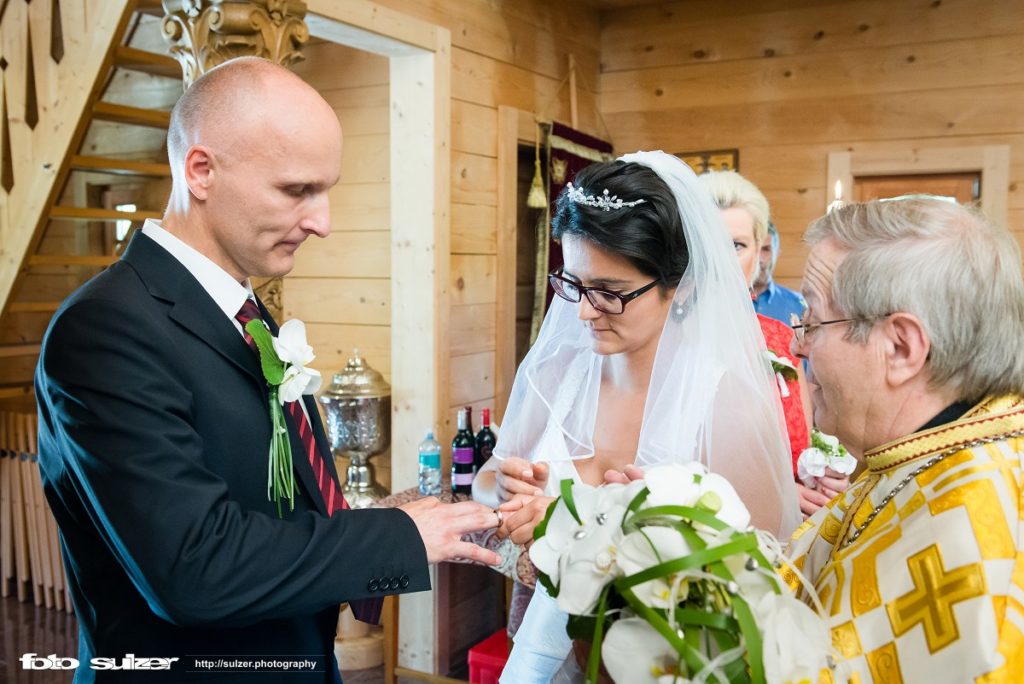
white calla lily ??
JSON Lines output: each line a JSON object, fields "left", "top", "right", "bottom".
{"left": 278, "top": 364, "right": 322, "bottom": 404}
{"left": 642, "top": 463, "right": 704, "bottom": 509}
{"left": 618, "top": 526, "right": 693, "bottom": 608}
{"left": 753, "top": 591, "right": 833, "bottom": 684}
{"left": 273, "top": 319, "right": 316, "bottom": 367}
{"left": 695, "top": 472, "right": 750, "bottom": 531}
{"left": 602, "top": 617, "right": 687, "bottom": 684}
{"left": 529, "top": 480, "right": 645, "bottom": 614}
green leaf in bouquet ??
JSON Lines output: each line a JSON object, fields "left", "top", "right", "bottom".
{"left": 536, "top": 571, "right": 559, "bottom": 599}
{"left": 731, "top": 595, "right": 766, "bottom": 684}
{"left": 586, "top": 585, "right": 611, "bottom": 683}
{"left": 560, "top": 478, "right": 583, "bottom": 525}
{"left": 245, "top": 320, "right": 285, "bottom": 385}
{"left": 566, "top": 614, "right": 599, "bottom": 641}
{"left": 627, "top": 504, "right": 730, "bottom": 531}
{"left": 708, "top": 630, "right": 750, "bottom": 683}
{"left": 618, "top": 586, "right": 708, "bottom": 680}
{"left": 532, "top": 495, "right": 560, "bottom": 541}
{"left": 673, "top": 607, "right": 739, "bottom": 632}
{"left": 625, "top": 485, "right": 650, "bottom": 518}
{"left": 615, "top": 536, "right": 759, "bottom": 591}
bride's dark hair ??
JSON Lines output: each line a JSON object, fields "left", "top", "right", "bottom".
{"left": 552, "top": 160, "right": 690, "bottom": 288}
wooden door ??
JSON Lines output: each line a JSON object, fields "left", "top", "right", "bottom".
{"left": 854, "top": 173, "right": 980, "bottom": 203}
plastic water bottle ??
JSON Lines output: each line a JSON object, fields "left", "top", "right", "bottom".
{"left": 418, "top": 431, "right": 442, "bottom": 496}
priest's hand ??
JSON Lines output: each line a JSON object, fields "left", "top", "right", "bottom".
{"left": 399, "top": 498, "right": 502, "bottom": 566}
{"left": 796, "top": 483, "right": 833, "bottom": 519}
{"left": 495, "top": 457, "right": 549, "bottom": 502}
{"left": 816, "top": 467, "right": 851, "bottom": 500}
{"left": 495, "top": 494, "right": 556, "bottom": 546}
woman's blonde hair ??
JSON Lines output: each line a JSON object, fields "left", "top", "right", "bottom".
{"left": 700, "top": 170, "right": 771, "bottom": 243}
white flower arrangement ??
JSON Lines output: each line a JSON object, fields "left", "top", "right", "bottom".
{"left": 797, "top": 429, "right": 857, "bottom": 490}
{"left": 530, "top": 463, "right": 839, "bottom": 684}
{"left": 244, "top": 318, "right": 322, "bottom": 516}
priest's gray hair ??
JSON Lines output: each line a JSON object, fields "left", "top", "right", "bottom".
{"left": 805, "top": 198, "right": 1024, "bottom": 399}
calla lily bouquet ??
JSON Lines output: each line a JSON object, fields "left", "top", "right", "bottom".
{"left": 530, "top": 463, "right": 837, "bottom": 684}
{"left": 244, "top": 318, "right": 322, "bottom": 517}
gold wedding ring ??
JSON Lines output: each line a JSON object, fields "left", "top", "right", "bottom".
{"left": 494, "top": 508, "right": 503, "bottom": 526}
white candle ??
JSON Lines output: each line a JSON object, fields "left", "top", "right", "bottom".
{"left": 827, "top": 179, "right": 845, "bottom": 213}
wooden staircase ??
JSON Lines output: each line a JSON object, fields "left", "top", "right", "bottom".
{"left": 0, "top": 0, "right": 182, "bottom": 406}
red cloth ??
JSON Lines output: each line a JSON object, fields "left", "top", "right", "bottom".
{"left": 757, "top": 313, "right": 809, "bottom": 476}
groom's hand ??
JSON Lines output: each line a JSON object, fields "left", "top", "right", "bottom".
{"left": 399, "top": 498, "right": 502, "bottom": 566}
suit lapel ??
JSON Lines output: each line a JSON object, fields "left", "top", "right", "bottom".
{"left": 121, "top": 233, "right": 264, "bottom": 389}
{"left": 123, "top": 232, "right": 341, "bottom": 516}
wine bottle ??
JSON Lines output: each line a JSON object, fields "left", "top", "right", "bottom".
{"left": 451, "top": 408, "right": 475, "bottom": 495}
{"left": 475, "top": 407, "right": 497, "bottom": 470}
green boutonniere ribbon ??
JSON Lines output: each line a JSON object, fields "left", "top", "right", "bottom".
{"left": 245, "top": 319, "right": 296, "bottom": 517}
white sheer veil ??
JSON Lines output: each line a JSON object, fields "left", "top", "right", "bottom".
{"left": 494, "top": 150, "right": 800, "bottom": 538}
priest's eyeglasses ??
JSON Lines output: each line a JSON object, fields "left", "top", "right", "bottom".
{"left": 789, "top": 312, "right": 891, "bottom": 345}
{"left": 548, "top": 268, "right": 659, "bottom": 315}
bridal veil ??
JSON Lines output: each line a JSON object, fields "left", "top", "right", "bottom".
{"left": 495, "top": 150, "right": 801, "bottom": 538}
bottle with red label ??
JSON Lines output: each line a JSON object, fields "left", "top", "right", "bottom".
{"left": 475, "top": 408, "right": 497, "bottom": 470}
{"left": 451, "top": 407, "right": 475, "bottom": 495}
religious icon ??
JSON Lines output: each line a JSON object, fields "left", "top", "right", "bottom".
{"left": 675, "top": 149, "right": 739, "bottom": 174}
{"left": 551, "top": 157, "right": 569, "bottom": 185}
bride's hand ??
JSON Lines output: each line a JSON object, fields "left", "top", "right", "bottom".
{"left": 496, "top": 494, "right": 555, "bottom": 546}
{"left": 495, "top": 457, "right": 549, "bottom": 503}
{"left": 602, "top": 464, "right": 645, "bottom": 486}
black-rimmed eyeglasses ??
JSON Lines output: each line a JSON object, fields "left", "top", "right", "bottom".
{"left": 548, "top": 268, "right": 660, "bottom": 315}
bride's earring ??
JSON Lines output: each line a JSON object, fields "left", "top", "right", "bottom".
{"left": 671, "top": 300, "right": 687, "bottom": 320}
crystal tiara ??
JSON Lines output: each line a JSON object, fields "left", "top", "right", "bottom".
{"left": 565, "top": 182, "right": 646, "bottom": 211}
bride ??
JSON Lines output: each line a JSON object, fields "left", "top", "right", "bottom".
{"left": 472, "top": 151, "right": 800, "bottom": 682}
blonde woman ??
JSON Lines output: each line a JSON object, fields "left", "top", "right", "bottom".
{"left": 701, "top": 170, "right": 848, "bottom": 517}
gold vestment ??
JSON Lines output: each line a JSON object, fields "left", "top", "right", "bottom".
{"left": 788, "top": 395, "right": 1024, "bottom": 683}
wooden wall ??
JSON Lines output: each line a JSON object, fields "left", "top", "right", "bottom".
{"left": 287, "top": 41, "right": 392, "bottom": 381}
{"left": 600, "top": 0, "right": 1024, "bottom": 287}
{"left": 359, "top": 0, "right": 603, "bottom": 436}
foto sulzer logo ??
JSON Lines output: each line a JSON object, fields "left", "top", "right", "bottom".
{"left": 21, "top": 653, "right": 79, "bottom": 670}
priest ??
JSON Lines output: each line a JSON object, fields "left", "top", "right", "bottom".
{"left": 786, "top": 197, "right": 1024, "bottom": 682}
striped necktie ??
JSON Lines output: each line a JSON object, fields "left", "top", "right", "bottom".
{"left": 235, "top": 299, "right": 348, "bottom": 515}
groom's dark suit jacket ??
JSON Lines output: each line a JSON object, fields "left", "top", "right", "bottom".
{"left": 35, "top": 232, "right": 429, "bottom": 682}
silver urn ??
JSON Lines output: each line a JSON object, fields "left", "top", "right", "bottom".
{"left": 319, "top": 349, "right": 390, "bottom": 508}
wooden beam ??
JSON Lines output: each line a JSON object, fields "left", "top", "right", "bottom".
{"left": 92, "top": 101, "right": 171, "bottom": 129}
{"left": 0, "top": 385, "right": 33, "bottom": 400}
{"left": 132, "top": 0, "right": 164, "bottom": 17}
{"left": 27, "top": 255, "right": 118, "bottom": 267}
{"left": 494, "top": 106, "right": 519, "bottom": 423}
{"left": 7, "top": 303, "right": 59, "bottom": 314}
{"left": 113, "top": 45, "right": 182, "bottom": 79}
{"left": 49, "top": 206, "right": 161, "bottom": 222}
{"left": 70, "top": 155, "right": 171, "bottom": 177}
{"left": 0, "top": 344, "right": 40, "bottom": 358}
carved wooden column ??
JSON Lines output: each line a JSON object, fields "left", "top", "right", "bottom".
{"left": 160, "top": 0, "right": 310, "bottom": 320}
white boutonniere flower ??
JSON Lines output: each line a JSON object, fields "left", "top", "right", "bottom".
{"left": 272, "top": 320, "right": 322, "bottom": 403}
{"left": 797, "top": 428, "right": 857, "bottom": 489}
{"left": 243, "top": 318, "right": 322, "bottom": 516}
